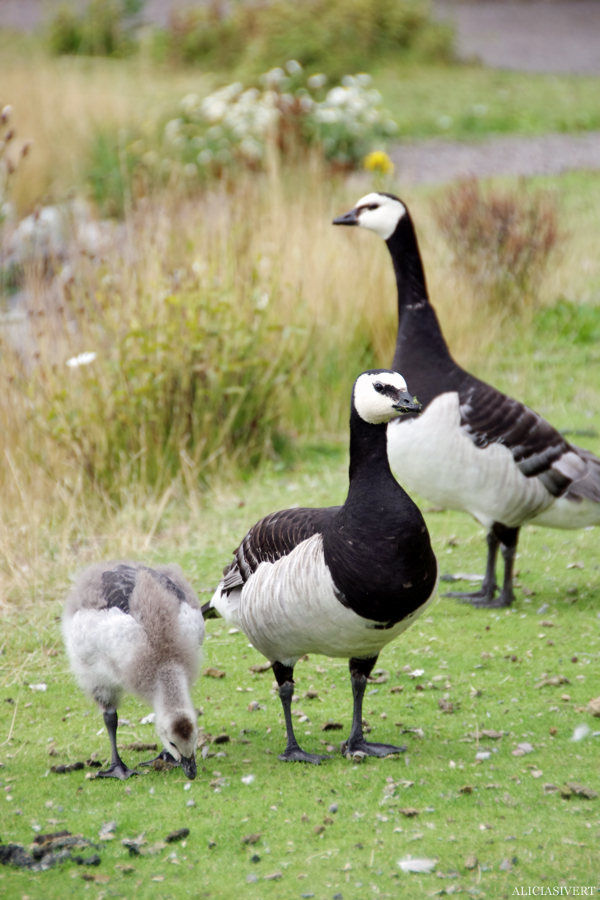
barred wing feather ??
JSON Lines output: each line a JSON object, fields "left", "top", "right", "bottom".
{"left": 459, "top": 381, "right": 588, "bottom": 497}
{"left": 222, "top": 507, "right": 339, "bottom": 593}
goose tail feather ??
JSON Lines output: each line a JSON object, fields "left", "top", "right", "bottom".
{"left": 566, "top": 446, "right": 600, "bottom": 504}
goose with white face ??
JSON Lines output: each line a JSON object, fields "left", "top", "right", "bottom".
{"left": 353, "top": 370, "right": 421, "bottom": 424}
{"left": 333, "top": 192, "right": 406, "bottom": 240}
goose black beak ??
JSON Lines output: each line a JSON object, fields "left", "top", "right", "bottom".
{"left": 332, "top": 208, "right": 359, "bottom": 226}
{"left": 393, "top": 391, "right": 421, "bottom": 414}
{"left": 180, "top": 754, "right": 197, "bottom": 780}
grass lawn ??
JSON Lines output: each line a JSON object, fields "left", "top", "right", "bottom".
{"left": 2, "top": 323, "right": 600, "bottom": 897}
{"left": 375, "top": 63, "right": 600, "bottom": 142}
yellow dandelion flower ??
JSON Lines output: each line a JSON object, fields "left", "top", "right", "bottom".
{"left": 363, "top": 150, "right": 394, "bottom": 175}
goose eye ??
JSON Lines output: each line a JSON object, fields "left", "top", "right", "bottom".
{"left": 373, "top": 382, "right": 385, "bottom": 394}
{"left": 366, "top": 203, "right": 379, "bottom": 210}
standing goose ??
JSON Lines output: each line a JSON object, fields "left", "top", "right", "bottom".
{"left": 203, "top": 370, "right": 438, "bottom": 763}
{"left": 63, "top": 562, "right": 204, "bottom": 780}
{"left": 334, "top": 192, "right": 600, "bottom": 608}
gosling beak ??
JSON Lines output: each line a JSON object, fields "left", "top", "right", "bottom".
{"left": 393, "top": 391, "right": 422, "bottom": 414}
{"left": 332, "top": 208, "right": 359, "bottom": 226}
{"left": 180, "top": 754, "right": 197, "bottom": 780}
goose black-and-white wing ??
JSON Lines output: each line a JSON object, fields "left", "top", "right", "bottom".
{"left": 458, "top": 379, "right": 588, "bottom": 496}
{"left": 222, "top": 507, "right": 339, "bottom": 593}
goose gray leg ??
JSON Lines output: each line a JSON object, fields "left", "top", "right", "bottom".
{"left": 273, "top": 661, "right": 329, "bottom": 764}
{"left": 97, "top": 708, "right": 138, "bottom": 780}
{"left": 342, "top": 657, "right": 406, "bottom": 757}
{"left": 468, "top": 525, "right": 519, "bottom": 609}
{"left": 444, "top": 530, "right": 499, "bottom": 603}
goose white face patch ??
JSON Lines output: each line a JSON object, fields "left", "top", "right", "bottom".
{"left": 354, "top": 371, "right": 409, "bottom": 425}
{"left": 355, "top": 192, "right": 406, "bottom": 240}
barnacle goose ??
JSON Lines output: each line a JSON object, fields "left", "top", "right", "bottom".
{"left": 202, "top": 370, "right": 438, "bottom": 763}
{"left": 63, "top": 561, "right": 204, "bottom": 780}
{"left": 334, "top": 192, "right": 600, "bottom": 608}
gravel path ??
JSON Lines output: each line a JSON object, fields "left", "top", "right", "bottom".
{"left": 435, "top": 1, "right": 600, "bottom": 75}
{"left": 390, "top": 130, "right": 600, "bottom": 185}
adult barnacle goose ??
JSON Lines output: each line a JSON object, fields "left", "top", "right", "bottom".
{"left": 63, "top": 561, "right": 204, "bottom": 780}
{"left": 203, "top": 370, "right": 438, "bottom": 763}
{"left": 334, "top": 192, "right": 600, "bottom": 608}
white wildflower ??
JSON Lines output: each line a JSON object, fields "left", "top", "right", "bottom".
{"left": 197, "top": 150, "right": 213, "bottom": 166}
{"left": 261, "top": 67, "right": 286, "bottom": 88}
{"left": 285, "top": 59, "right": 302, "bottom": 74}
{"left": 327, "top": 86, "right": 348, "bottom": 106}
{"left": 66, "top": 352, "right": 97, "bottom": 368}
{"left": 180, "top": 93, "right": 200, "bottom": 115}
{"left": 314, "top": 108, "right": 339, "bottom": 124}
{"left": 201, "top": 97, "right": 228, "bottom": 123}
{"left": 308, "top": 73, "right": 327, "bottom": 89}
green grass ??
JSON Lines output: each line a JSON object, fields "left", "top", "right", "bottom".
{"left": 375, "top": 63, "right": 600, "bottom": 141}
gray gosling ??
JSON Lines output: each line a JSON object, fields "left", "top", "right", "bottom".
{"left": 63, "top": 561, "right": 204, "bottom": 780}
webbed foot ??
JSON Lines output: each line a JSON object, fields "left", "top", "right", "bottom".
{"left": 444, "top": 586, "right": 496, "bottom": 602}
{"left": 278, "top": 747, "right": 330, "bottom": 764}
{"left": 97, "top": 762, "right": 138, "bottom": 780}
{"left": 464, "top": 589, "right": 515, "bottom": 609}
{"left": 342, "top": 738, "right": 406, "bottom": 758}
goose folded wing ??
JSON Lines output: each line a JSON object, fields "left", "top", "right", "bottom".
{"left": 459, "top": 380, "right": 588, "bottom": 497}
{"left": 222, "top": 506, "right": 339, "bottom": 592}
{"left": 101, "top": 564, "right": 138, "bottom": 613}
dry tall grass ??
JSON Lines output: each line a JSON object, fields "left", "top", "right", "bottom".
{"left": 0, "top": 164, "right": 483, "bottom": 603}
{"left": 1, "top": 46, "right": 213, "bottom": 214}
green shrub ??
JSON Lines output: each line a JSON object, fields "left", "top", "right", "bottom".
{"left": 48, "top": 0, "right": 144, "bottom": 57}
{"left": 6, "top": 247, "right": 304, "bottom": 496}
{"left": 162, "top": 4, "right": 246, "bottom": 69}
{"left": 161, "top": 0, "right": 453, "bottom": 77}
{"left": 86, "top": 64, "right": 398, "bottom": 215}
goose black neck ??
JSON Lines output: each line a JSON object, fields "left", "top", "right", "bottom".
{"left": 386, "top": 214, "right": 458, "bottom": 400}
{"left": 386, "top": 214, "right": 429, "bottom": 309}
{"left": 347, "top": 408, "right": 397, "bottom": 489}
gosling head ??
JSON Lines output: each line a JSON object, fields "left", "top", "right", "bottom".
{"left": 333, "top": 192, "right": 406, "bottom": 241}
{"left": 157, "top": 710, "right": 198, "bottom": 780}
{"left": 353, "top": 369, "right": 421, "bottom": 425}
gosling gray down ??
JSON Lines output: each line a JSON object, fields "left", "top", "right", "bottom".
{"left": 203, "top": 370, "right": 438, "bottom": 764}
{"left": 334, "top": 192, "right": 600, "bottom": 608}
{"left": 63, "top": 561, "right": 204, "bottom": 780}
